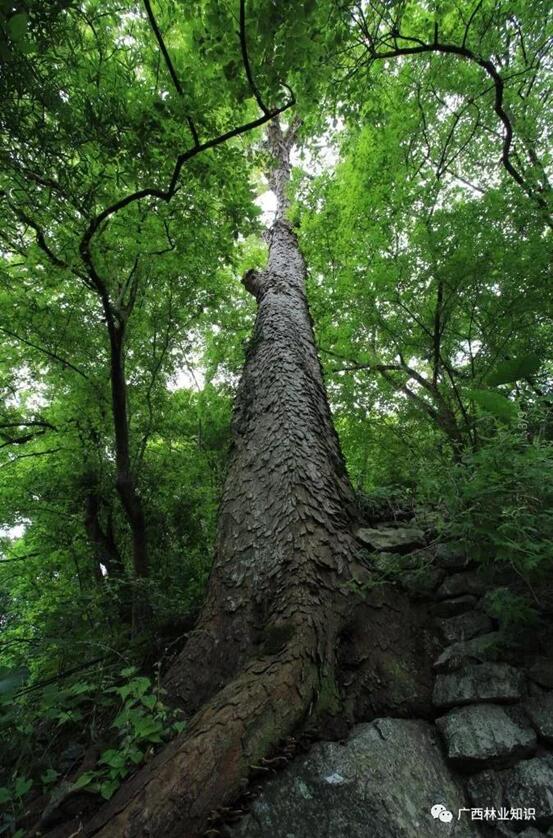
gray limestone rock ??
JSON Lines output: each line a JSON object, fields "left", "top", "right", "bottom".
{"left": 466, "top": 768, "right": 505, "bottom": 810}
{"left": 436, "top": 572, "right": 487, "bottom": 600}
{"left": 403, "top": 566, "right": 446, "bottom": 598}
{"left": 435, "top": 544, "right": 471, "bottom": 572}
{"left": 356, "top": 525, "right": 425, "bottom": 552}
{"left": 433, "top": 632, "right": 503, "bottom": 673}
{"left": 433, "top": 664, "right": 525, "bottom": 709}
{"left": 467, "top": 760, "right": 553, "bottom": 831}
{"left": 228, "top": 719, "right": 477, "bottom": 837}
{"left": 525, "top": 693, "right": 553, "bottom": 745}
{"left": 504, "top": 756, "right": 553, "bottom": 828}
{"left": 437, "top": 612, "right": 493, "bottom": 643}
{"left": 436, "top": 703, "right": 536, "bottom": 770}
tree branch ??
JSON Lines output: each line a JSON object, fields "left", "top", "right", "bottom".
{"left": 78, "top": 99, "right": 294, "bottom": 277}
{"left": 142, "top": 0, "right": 200, "bottom": 146}
{"left": 0, "top": 191, "right": 69, "bottom": 270}
{"left": 363, "top": 31, "right": 552, "bottom": 224}
{"left": 0, "top": 325, "right": 90, "bottom": 380}
{"left": 239, "top": 0, "right": 270, "bottom": 115}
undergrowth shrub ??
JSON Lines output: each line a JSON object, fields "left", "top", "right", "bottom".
{"left": 430, "top": 424, "right": 553, "bottom": 624}
{"left": 0, "top": 665, "right": 185, "bottom": 835}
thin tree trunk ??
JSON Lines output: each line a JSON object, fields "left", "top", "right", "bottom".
{"left": 83, "top": 489, "right": 133, "bottom": 625}
{"left": 107, "top": 319, "right": 150, "bottom": 630}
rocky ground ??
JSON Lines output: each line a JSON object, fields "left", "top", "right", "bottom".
{"left": 223, "top": 532, "right": 553, "bottom": 838}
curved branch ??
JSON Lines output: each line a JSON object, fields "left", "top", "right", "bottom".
{"left": 0, "top": 429, "right": 49, "bottom": 448}
{"left": 79, "top": 101, "right": 294, "bottom": 277}
{"left": 0, "top": 191, "right": 69, "bottom": 271}
{"left": 142, "top": 0, "right": 200, "bottom": 146}
{"left": 239, "top": 0, "right": 270, "bottom": 114}
{"left": 0, "top": 552, "right": 42, "bottom": 564}
{"left": 364, "top": 34, "right": 552, "bottom": 224}
{"left": 0, "top": 326, "right": 90, "bottom": 380}
{"left": 79, "top": 0, "right": 295, "bottom": 278}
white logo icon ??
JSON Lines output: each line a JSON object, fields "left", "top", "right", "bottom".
{"left": 431, "top": 803, "right": 453, "bottom": 823}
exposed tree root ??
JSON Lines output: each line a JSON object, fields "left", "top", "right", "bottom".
{"left": 77, "top": 628, "right": 317, "bottom": 837}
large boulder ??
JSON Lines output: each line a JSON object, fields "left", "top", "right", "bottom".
{"left": 466, "top": 768, "right": 504, "bottom": 809}
{"left": 437, "top": 612, "right": 493, "bottom": 644}
{"left": 229, "top": 719, "right": 477, "bottom": 837}
{"left": 468, "top": 757, "right": 553, "bottom": 830}
{"left": 402, "top": 566, "right": 445, "bottom": 599}
{"left": 356, "top": 526, "right": 425, "bottom": 553}
{"left": 433, "top": 664, "right": 525, "bottom": 709}
{"left": 436, "top": 704, "right": 536, "bottom": 770}
{"left": 433, "top": 632, "right": 503, "bottom": 672}
{"left": 436, "top": 572, "right": 486, "bottom": 600}
{"left": 435, "top": 544, "right": 470, "bottom": 572}
{"left": 504, "top": 756, "right": 553, "bottom": 828}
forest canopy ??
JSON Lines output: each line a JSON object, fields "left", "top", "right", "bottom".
{"left": 0, "top": 0, "right": 551, "bottom": 834}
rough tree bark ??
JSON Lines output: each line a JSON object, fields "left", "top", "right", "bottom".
{"left": 58, "top": 118, "right": 431, "bottom": 838}
{"left": 162, "top": 117, "right": 360, "bottom": 712}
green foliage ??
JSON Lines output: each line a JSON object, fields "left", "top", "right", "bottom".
{"left": 486, "top": 354, "right": 542, "bottom": 387}
{"left": 71, "top": 667, "right": 185, "bottom": 800}
{"left": 0, "top": 1, "right": 551, "bottom": 828}
{"left": 469, "top": 389, "right": 519, "bottom": 423}
{"left": 0, "top": 663, "right": 185, "bottom": 831}
{"left": 484, "top": 587, "right": 540, "bottom": 631}
{"left": 438, "top": 424, "right": 553, "bottom": 595}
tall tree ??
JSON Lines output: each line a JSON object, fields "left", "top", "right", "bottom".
{"left": 1, "top": 2, "right": 551, "bottom": 835}
{"left": 80, "top": 116, "right": 426, "bottom": 838}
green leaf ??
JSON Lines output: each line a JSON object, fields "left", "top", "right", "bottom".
{"left": 41, "top": 768, "right": 59, "bottom": 785}
{"left": 470, "top": 389, "right": 518, "bottom": 422}
{"left": 113, "top": 684, "right": 133, "bottom": 701}
{"left": 99, "top": 749, "right": 125, "bottom": 769}
{"left": 120, "top": 667, "right": 138, "bottom": 678}
{"left": 129, "top": 677, "right": 151, "bottom": 698}
{"left": 0, "top": 786, "right": 11, "bottom": 804}
{"left": 486, "top": 354, "right": 541, "bottom": 386}
{"left": 100, "top": 779, "right": 120, "bottom": 800}
{"left": 133, "top": 717, "right": 163, "bottom": 740}
{"left": 72, "top": 771, "right": 96, "bottom": 790}
{"left": 172, "top": 720, "right": 186, "bottom": 734}
{"left": 7, "top": 12, "right": 28, "bottom": 43}
{"left": 14, "top": 776, "right": 32, "bottom": 797}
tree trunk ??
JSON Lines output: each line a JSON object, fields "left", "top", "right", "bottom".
{"left": 107, "top": 319, "right": 150, "bottom": 630}
{"left": 68, "top": 119, "right": 431, "bottom": 838}
{"left": 84, "top": 491, "right": 125, "bottom": 581}
{"left": 162, "top": 118, "right": 359, "bottom": 713}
